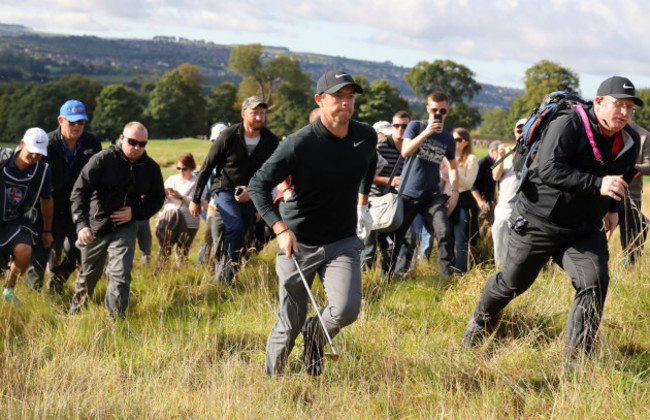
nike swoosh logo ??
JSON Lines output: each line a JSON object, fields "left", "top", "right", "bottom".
{"left": 623, "top": 83, "right": 634, "bottom": 89}
{"left": 353, "top": 140, "right": 365, "bottom": 147}
{"left": 335, "top": 73, "right": 349, "bottom": 78}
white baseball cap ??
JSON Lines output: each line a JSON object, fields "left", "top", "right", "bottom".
{"left": 22, "top": 127, "right": 49, "bottom": 156}
{"left": 210, "top": 123, "right": 228, "bottom": 141}
{"left": 373, "top": 121, "right": 392, "bottom": 136}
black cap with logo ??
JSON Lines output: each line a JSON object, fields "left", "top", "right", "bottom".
{"left": 316, "top": 70, "right": 364, "bottom": 95}
{"left": 597, "top": 76, "right": 644, "bottom": 107}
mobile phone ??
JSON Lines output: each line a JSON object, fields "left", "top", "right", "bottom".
{"left": 235, "top": 187, "right": 244, "bottom": 196}
{"left": 434, "top": 113, "right": 443, "bottom": 122}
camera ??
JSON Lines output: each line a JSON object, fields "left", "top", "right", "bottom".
{"left": 234, "top": 187, "right": 244, "bottom": 196}
{"left": 433, "top": 113, "right": 443, "bottom": 122}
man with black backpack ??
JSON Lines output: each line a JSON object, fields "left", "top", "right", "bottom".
{"left": 463, "top": 76, "right": 642, "bottom": 364}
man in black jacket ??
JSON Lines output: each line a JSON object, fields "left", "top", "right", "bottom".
{"left": 463, "top": 76, "right": 642, "bottom": 363}
{"left": 249, "top": 70, "right": 377, "bottom": 377}
{"left": 69, "top": 121, "right": 164, "bottom": 318}
{"left": 25, "top": 100, "right": 102, "bottom": 293}
{"left": 189, "top": 96, "right": 279, "bottom": 285}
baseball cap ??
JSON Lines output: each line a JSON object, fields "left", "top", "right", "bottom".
{"left": 60, "top": 99, "right": 88, "bottom": 122}
{"left": 372, "top": 121, "right": 392, "bottom": 136}
{"left": 596, "top": 76, "right": 644, "bottom": 107}
{"left": 241, "top": 96, "right": 268, "bottom": 111}
{"left": 210, "top": 123, "right": 228, "bottom": 141}
{"left": 22, "top": 127, "right": 49, "bottom": 156}
{"left": 316, "top": 70, "right": 363, "bottom": 95}
{"left": 515, "top": 119, "right": 527, "bottom": 128}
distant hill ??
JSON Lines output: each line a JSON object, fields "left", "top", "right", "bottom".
{"left": 0, "top": 23, "right": 522, "bottom": 110}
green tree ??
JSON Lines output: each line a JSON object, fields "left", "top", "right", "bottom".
{"left": 2, "top": 75, "right": 102, "bottom": 141}
{"left": 205, "top": 82, "right": 240, "bottom": 126}
{"left": 405, "top": 59, "right": 482, "bottom": 103}
{"left": 357, "top": 79, "right": 410, "bottom": 124}
{"left": 229, "top": 45, "right": 309, "bottom": 107}
{"left": 446, "top": 101, "right": 481, "bottom": 131}
{"left": 518, "top": 60, "right": 580, "bottom": 111}
{"left": 633, "top": 89, "right": 650, "bottom": 130}
{"left": 266, "top": 71, "right": 313, "bottom": 136}
{"left": 145, "top": 63, "right": 207, "bottom": 138}
{"left": 480, "top": 106, "right": 510, "bottom": 137}
{"left": 505, "top": 60, "right": 580, "bottom": 133}
{"left": 351, "top": 75, "right": 371, "bottom": 122}
{"left": 92, "top": 84, "right": 143, "bottom": 141}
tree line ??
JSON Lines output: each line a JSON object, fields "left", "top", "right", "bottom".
{"left": 2, "top": 44, "right": 648, "bottom": 142}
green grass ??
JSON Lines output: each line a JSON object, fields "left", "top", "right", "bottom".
{"left": 0, "top": 140, "right": 649, "bottom": 418}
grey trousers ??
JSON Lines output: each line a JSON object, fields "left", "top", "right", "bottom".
{"left": 265, "top": 235, "right": 363, "bottom": 376}
{"left": 470, "top": 221, "right": 609, "bottom": 358}
{"left": 70, "top": 222, "right": 137, "bottom": 318}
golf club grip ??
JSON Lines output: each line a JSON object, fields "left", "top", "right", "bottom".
{"left": 292, "top": 258, "right": 339, "bottom": 355}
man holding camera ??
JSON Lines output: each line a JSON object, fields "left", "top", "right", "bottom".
{"left": 463, "top": 76, "right": 642, "bottom": 363}
{"left": 190, "top": 96, "right": 279, "bottom": 285}
{"left": 384, "top": 92, "right": 459, "bottom": 279}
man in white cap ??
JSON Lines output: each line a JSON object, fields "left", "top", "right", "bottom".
{"left": 0, "top": 128, "right": 53, "bottom": 303}
{"left": 26, "top": 99, "right": 102, "bottom": 293}
{"left": 464, "top": 76, "right": 643, "bottom": 365}
{"left": 491, "top": 118, "right": 527, "bottom": 266}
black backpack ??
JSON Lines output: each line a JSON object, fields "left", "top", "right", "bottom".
{"left": 512, "top": 91, "right": 599, "bottom": 181}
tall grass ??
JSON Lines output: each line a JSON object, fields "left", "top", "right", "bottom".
{"left": 0, "top": 140, "right": 648, "bottom": 418}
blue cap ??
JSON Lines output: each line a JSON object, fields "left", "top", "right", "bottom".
{"left": 60, "top": 100, "right": 88, "bottom": 122}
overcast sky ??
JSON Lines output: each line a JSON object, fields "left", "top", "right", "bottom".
{"left": 2, "top": 0, "right": 649, "bottom": 97}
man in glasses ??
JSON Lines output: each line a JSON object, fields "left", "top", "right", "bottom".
{"left": 385, "top": 92, "right": 459, "bottom": 280}
{"left": 190, "top": 96, "right": 279, "bottom": 285}
{"left": 25, "top": 100, "right": 102, "bottom": 293}
{"left": 69, "top": 121, "right": 164, "bottom": 318}
{"left": 464, "top": 76, "right": 642, "bottom": 365}
{"left": 491, "top": 119, "right": 526, "bottom": 267}
{"left": 361, "top": 111, "right": 413, "bottom": 274}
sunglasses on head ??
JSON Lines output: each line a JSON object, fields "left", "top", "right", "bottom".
{"left": 429, "top": 108, "right": 447, "bottom": 115}
{"left": 124, "top": 136, "right": 148, "bottom": 148}
{"left": 391, "top": 123, "right": 408, "bottom": 129}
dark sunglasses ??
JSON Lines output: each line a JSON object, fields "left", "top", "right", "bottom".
{"left": 392, "top": 123, "right": 408, "bottom": 129}
{"left": 430, "top": 108, "right": 448, "bottom": 115}
{"left": 516, "top": 129, "right": 523, "bottom": 134}
{"left": 124, "top": 136, "right": 148, "bottom": 148}
{"left": 66, "top": 119, "right": 86, "bottom": 126}
{"left": 454, "top": 137, "right": 464, "bottom": 143}
{"left": 176, "top": 167, "right": 190, "bottom": 171}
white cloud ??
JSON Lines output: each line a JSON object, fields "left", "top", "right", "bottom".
{"left": 2, "top": 0, "right": 650, "bottom": 89}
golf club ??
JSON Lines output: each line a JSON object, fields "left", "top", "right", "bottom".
{"left": 293, "top": 257, "right": 340, "bottom": 361}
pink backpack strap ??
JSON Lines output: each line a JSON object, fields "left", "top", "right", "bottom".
{"left": 574, "top": 104, "right": 603, "bottom": 163}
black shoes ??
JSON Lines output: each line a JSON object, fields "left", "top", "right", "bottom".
{"left": 463, "top": 317, "right": 488, "bottom": 349}
{"left": 302, "top": 316, "right": 325, "bottom": 377}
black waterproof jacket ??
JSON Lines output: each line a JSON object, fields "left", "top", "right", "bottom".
{"left": 192, "top": 123, "right": 278, "bottom": 203}
{"left": 518, "top": 104, "right": 640, "bottom": 238}
{"left": 71, "top": 143, "right": 165, "bottom": 237}
{"left": 46, "top": 128, "right": 102, "bottom": 219}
